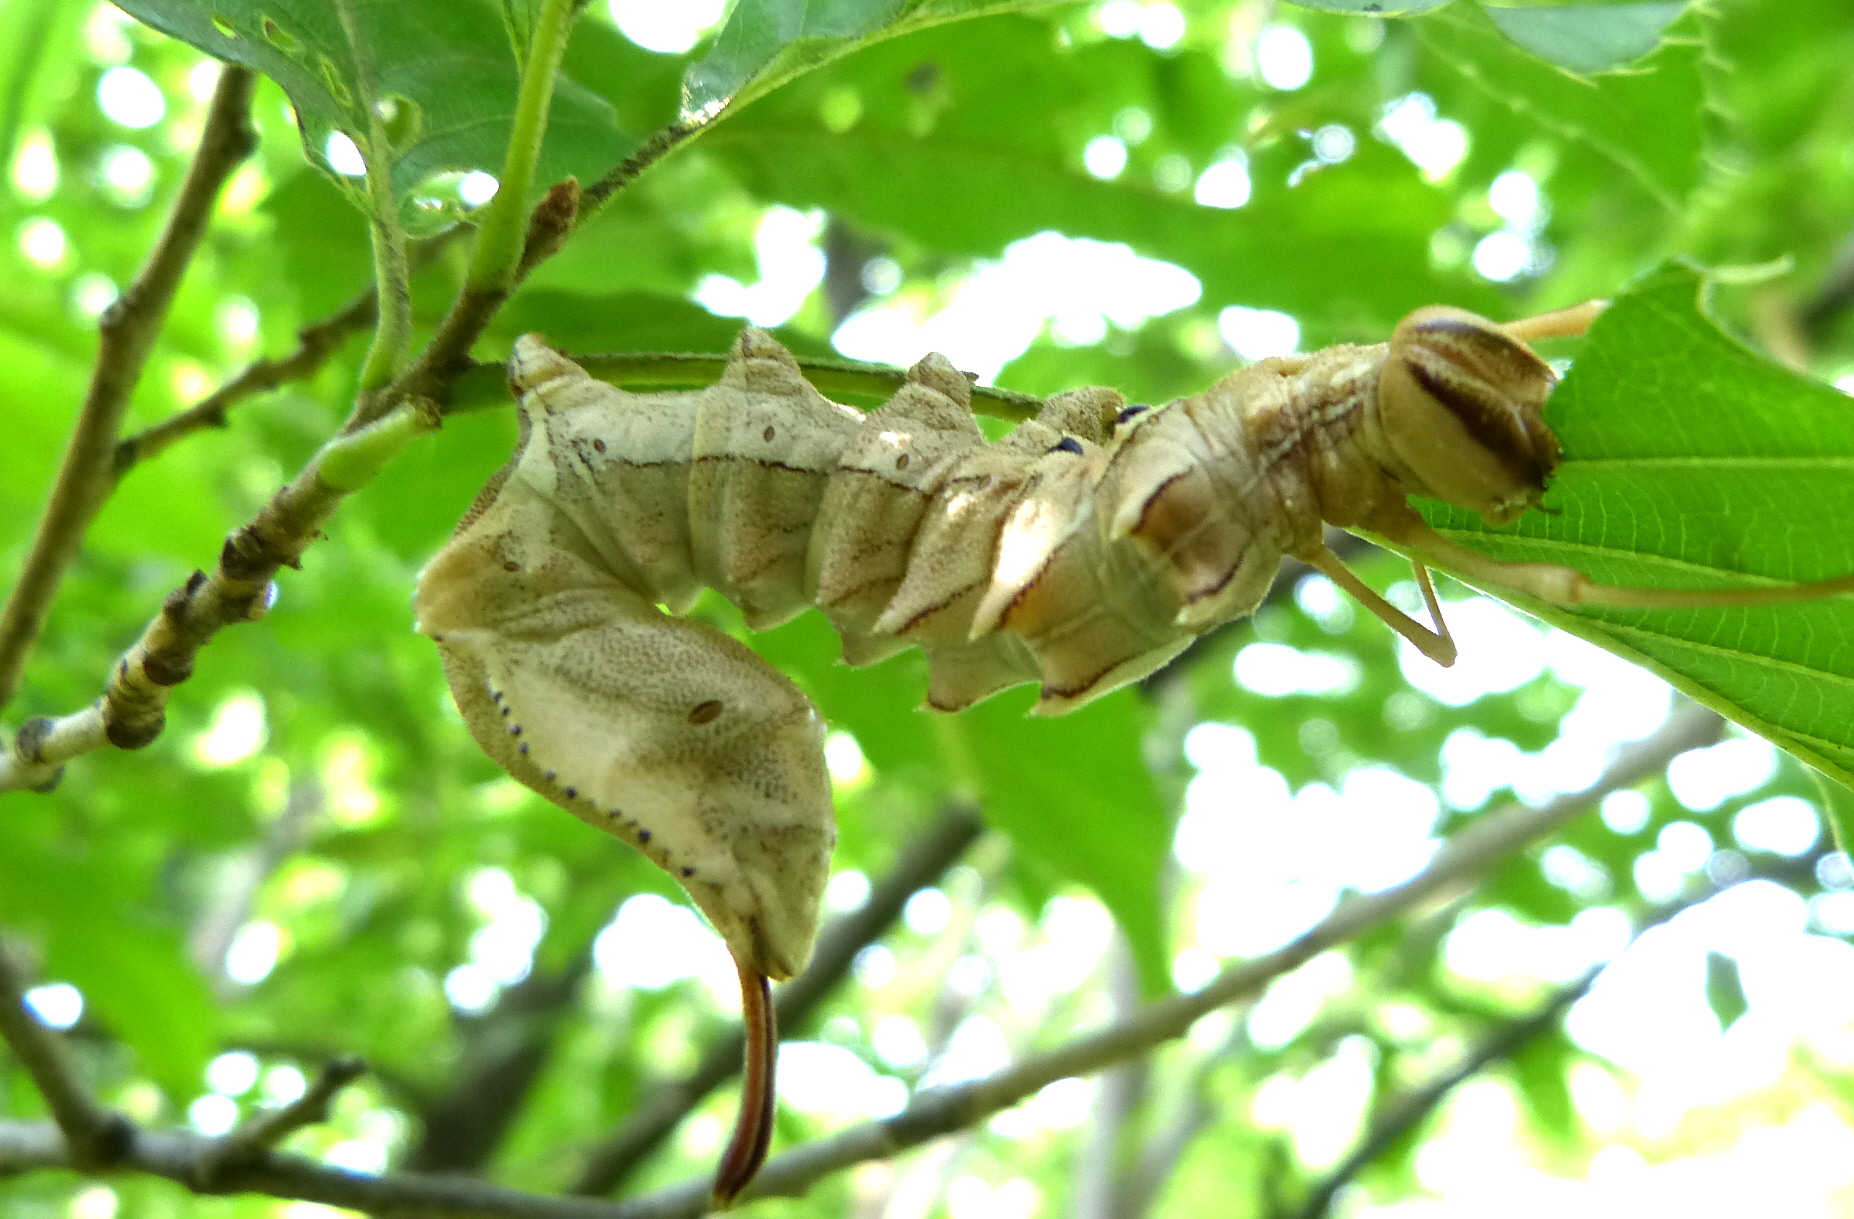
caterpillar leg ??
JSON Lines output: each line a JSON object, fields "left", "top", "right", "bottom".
{"left": 1305, "top": 546, "right": 1459, "bottom": 666}
{"left": 1371, "top": 504, "right": 1854, "bottom": 612}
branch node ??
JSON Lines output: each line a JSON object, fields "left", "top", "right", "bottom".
{"left": 139, "top": 650, "right": 192, "bottom": 688}
{"left": 102, "top": 709, "right": 163, "bottom": 751}
{"left": 14, "top": 716, "right": 54, "bottom": 764}
{"left": 517, "top": 177, "right": 580, "bottom": 275}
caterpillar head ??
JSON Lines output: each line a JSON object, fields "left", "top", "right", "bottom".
{"left": 1376, "top": 306, "right": 1562, "bottom": 526}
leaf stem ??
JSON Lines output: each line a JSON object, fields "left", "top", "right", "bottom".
{"left": 334, "top": 0, "right": 411, "bottom": 394}
{"left": 467, "top": 0, "right": 578, "bottom": 296}
{"left": 443, "top": 351, "right": 1048, "bottom": 422}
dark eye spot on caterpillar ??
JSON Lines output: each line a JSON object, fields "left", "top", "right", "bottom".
{"left": 1115, "top": 404, "right": 1148, "bottom": 426}
{"left": 593, "top": 438, "right": 606, "bottom": 453}
{"left": 896, "top": 453, "right": 910, "bottom": 470}
{"left": 1049, "top": 437, "right": 1084, "bottom": 456}
{"left": 763, "top": 425, "right": 776, "bottom": 442}
{"left": 689, "top": 699, "right": 724, "bottom": 724}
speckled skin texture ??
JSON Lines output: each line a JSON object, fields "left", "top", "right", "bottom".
{"left": 413, "top": 312, "right": 1560, "bottom": 977}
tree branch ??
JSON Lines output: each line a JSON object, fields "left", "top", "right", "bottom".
{"left": 578, "top": 121, "right": 700, "bottom": 219}
{"left": 1, "top": 100, "right": 724, "bottom": 790}
{"left": 388, "top": 111, "right": 705, "bottom": 421}
{"left": 0, "top": 403, "right": 439, "bottom": 794}
{"left": 0, "top": 940, "right": 130, "bottom": 1170}
{"left": 407, "top": 950, "right": 595, "bottom": 1173}
{"left": 572, "top": 802, "right": 987, "bottom": 1196}
{"left": 439, "top": 349, "right": 1048, "bottom": 422}
{"left": 619, "top": 704, "right": 1722, "bottom": 1217}
{"left": 0, "top": 709, "right": 1714, "bottom": 1215}
{"left": 0, "top": 64, "right": 257, "bottom": 712}
{"left": 1280, "top": 971, "right": 1597, "bottom": 1219}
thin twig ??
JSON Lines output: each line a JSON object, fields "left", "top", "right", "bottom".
{"left": 0, "top": 65, "right": 257, "bottom": 712}
{"left": 578, "top": 121, "right": 700, "bottom": 218}
{"left": 380, "top": 179, "right": 581, "bottom": 422}
{"left": 1280, "top": 972, "right": 1597, "bottom": 1219}
{"left": 407, "top": 952, "right": 595, "bottom": 1173}
{"left": 0, "top": 939, "right": 130, "bottom": 1170}
{"left": 384, "top": 112, "right": 703, "bottom": 420}
{"left": 114, "top": 291, "right": 377, "bottom": 476}
{"left": 0, "top": 709, "right": 1713, "bottom": 1216}
{"left": 442, "top": 350, "right": 1049, "bottom": 421}
{"left": 673, "top": 705, "right": 1720, "bottom": 1216}
{"left": 572, "top": 802, "right": 987, "bottom": 1196}
{"left": 195, "top": 1056, "right": 368, "bottom": 1188}
{"left": 113, "top": 225, "right": 468, "bottom": 477}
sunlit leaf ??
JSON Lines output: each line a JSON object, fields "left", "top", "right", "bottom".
{"left": 1419, "top": 261, "right": 1854, "bottom": 787}
{"left": 685, "top": 0, "right": 1062, "bottom": 119}
{"left": 1482, "top": 2, "right": 1688, "bottom": 75}
{"left": 1420, "top": 1, "right": 1704, "bottom": 206}
{"left": 113, "top": 0, "right": 626, "bottom": 207}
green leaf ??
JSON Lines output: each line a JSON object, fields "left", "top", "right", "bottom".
{"left": 708, "top": 17, "right": 1492, "bottom": 334}
{"left": 685, "top": 0, "right": 1062, "bottom": 120}
{"left": 960, "top": 687, "right": 1173, "bottom": 996}
{"left": 1482, "top": 2, "right": 1689, "bottom": 75}
{"left": 1417, "top": 261, "right": 1854, "bottom": 788}
{"left": 1420, "top": 1, "right": 1705, "bottom": 206}
{"left": 1287, "top": 0, "right": 1452, "bottom": 12}
{"left": 51, "top": 922, "right": 217, "bottom": 1101}
{"left": 1705, "top": 950, "right": 1749, "bottom": 1027}
{"left": 112, "top": 0, "right": 626, "bottom": 207}
{"left": 0, "top": 0, "right": 86, "bottom": 173}
{"left": 1509, "top": 1036, "right": 1578, "bottom": 1145}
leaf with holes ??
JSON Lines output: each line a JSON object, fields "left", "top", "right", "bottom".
{"left": 113, "top": 0, "right": 626, "bottom": 222}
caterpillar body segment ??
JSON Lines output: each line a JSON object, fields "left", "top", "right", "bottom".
{"left": 431, "top": 299, "right": 1854, "bottom": 1203}
{"left": 420, "top": 311, "right": 1578, "bottom": 973}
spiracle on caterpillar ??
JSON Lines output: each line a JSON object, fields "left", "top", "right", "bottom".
{"left": 412, "top": 301, "right": 1854, "bottom": 1206}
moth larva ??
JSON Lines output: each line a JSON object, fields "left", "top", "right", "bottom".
{"left": 414, "top": 301, "right": 1854, "bottom": 1204}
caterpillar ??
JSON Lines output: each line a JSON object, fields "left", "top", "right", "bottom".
{"left": 412, "top": 302, "right": 1854, "bottom": 1204}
